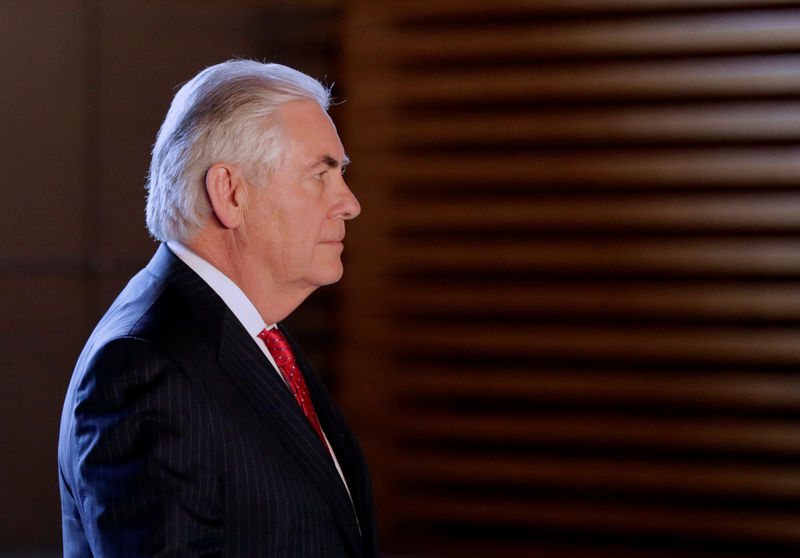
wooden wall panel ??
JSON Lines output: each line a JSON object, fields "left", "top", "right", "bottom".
{"left": 339, "top": 1, "right": 800, "bottom": 556}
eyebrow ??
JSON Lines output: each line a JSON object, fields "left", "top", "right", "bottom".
{"left": 311, "top": 154, "right": 350, "bottom": 171}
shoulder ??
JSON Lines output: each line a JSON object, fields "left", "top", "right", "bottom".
{"left": 60, "top": 264, "right": 218, "bottom": 461}
{"left": 66, "top": 274, "right": 218, "bottom": 421}
{"left": 58, "top": 332, "right": 220, "bottom": 495}
{"left": 57, "top": 249, "right": 229, "bottom": 526}
{"left": 77, "top": 251, "right": 216, "bottom": 375}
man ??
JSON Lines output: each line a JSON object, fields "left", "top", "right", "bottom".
{"left": 58, "top": 60, "right": 378, "bottom": 557}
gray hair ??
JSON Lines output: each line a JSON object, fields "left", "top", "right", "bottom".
{"left": 145, "top": 59, "right": 331, "bottom": 242}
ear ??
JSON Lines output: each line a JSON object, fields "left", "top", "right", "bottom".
{"left": 206, "top": 162, "right": 247, "bottom": 229}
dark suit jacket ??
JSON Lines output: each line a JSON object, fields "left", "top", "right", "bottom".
{"left": 58, "top": 244, "right": 378, "bottom": 557}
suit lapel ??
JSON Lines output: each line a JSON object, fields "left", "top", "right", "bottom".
{"left": 148, "top": 244, "right": 364, "bottom": 555}
{"left": 282, "top": 328, "right": 376, "bottom": 541}
{"left": 218, "top": 312, "right": 364, "bottom": 556}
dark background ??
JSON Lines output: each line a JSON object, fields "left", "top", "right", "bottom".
{"left": 0, "top": 0, "right": 344, "bottom": 553}
{"left": 3, "top": 1, "right": 800, "bottom": 557}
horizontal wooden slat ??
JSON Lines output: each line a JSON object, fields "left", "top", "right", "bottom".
{"left": 359, "top": 148, "right": 800, "bottom": 188}
{"left": 390, "top": 194, "right": 800, "bottom": 232}
{"left": 362, "top": 11, "right": 800, "bottom": 60}
{"left": 389, "top": 283, "right": 800, "bottom": 320}
{"left": 393, "top": 412, "right": 800, "bottom": 453}
{"left": 369, "top": 102, "right": 800, "bottom": 145}
{"left": 391, "top": 454, "right": 800, "bottom": 499}
{"left": 383, "top": 324, "right": 800, "bottom": 364}
{"left": 356, "top": 55, "right": 800, "bottom": 103}
{"left": 391, "top": 238, "right": 800, "bottom": 276}
{"left": 393, "top": 496, "right": 800, "bottom": 544}
{"left": 392, "top": 368, "right": 800, "bottom": 409}
{"left": 361, "top": 0, "right": 800, "bottom": 19}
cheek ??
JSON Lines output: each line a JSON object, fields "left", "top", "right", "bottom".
{"left": 274, "top": 222, "right": 316, "bottom": 273}
{"left": 266, "top": 198, "right": 328, "bottom": 268}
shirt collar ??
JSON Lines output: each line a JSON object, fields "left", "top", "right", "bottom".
{"left": 166, "top": 241, "right": 277, "bottom": 339}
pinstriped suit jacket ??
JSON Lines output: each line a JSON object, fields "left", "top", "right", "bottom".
{"left": 58, "top": 244, "right": 379, "bottom": 557}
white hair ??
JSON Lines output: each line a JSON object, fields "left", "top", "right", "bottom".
{"left": 145, "top": 59, "right": 331, "bottom": 242}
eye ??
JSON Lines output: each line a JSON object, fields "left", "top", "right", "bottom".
{"left": 314, "top": 171, "right": 326, "bottom": 181}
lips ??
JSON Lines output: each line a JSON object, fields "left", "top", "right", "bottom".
{"left": 321, "top": 231, "right": 345, "bottom": 243}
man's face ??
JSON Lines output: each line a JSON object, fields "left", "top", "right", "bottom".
{"left": 242, "top": 99, "right": 360, "bottom": 293}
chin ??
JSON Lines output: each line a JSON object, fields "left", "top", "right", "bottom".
{"left": 310, "top": 263, "right": 345, "bottom": 287}
{"left": 323, "top": 269, "right": 345, "bottom": 286}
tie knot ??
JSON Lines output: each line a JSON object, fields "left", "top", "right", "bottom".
{"left": 258, "top": 327, "right": 291, "bottom": 352}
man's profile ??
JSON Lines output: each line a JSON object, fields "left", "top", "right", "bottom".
{"left": 58, "top": 59, "right": 378, "bottom": 557}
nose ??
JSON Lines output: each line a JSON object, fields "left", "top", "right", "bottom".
{"left": 331, "top": 177, "right": 361, "bottom": 220}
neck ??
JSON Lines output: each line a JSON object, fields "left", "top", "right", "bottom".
{"left": 185, "top": 231, "right": 313, "bottom": 324}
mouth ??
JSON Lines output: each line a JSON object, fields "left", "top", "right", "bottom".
{"left": 321, "top": 232, "right": 345, "bottom": 244}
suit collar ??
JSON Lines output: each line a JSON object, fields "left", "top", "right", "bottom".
{"left": 166, "top": 240, "right": 274, "bottom": 337}
{"left": 145, "top": 243, "right": 230, "bottom": 339}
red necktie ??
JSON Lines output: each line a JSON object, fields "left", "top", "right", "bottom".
{"left": 258, "top": 327, "right": 329, "bottom": 452}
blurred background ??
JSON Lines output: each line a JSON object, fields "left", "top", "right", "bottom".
{"left": 3, "top": 0, "right": 800, "bottom": 557}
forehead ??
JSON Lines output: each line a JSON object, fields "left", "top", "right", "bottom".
{"left": 276, "top": 99, "right": 344, "bottom": 162}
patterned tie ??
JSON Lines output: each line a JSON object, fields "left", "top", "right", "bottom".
{"left": 258, "top": 327, "right": 329, "bottom": 452}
